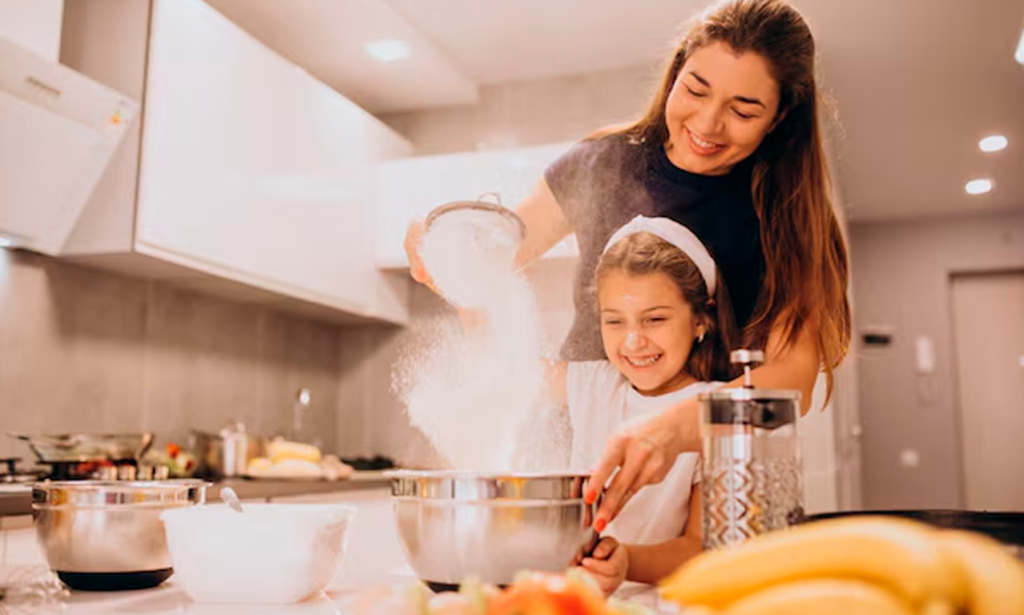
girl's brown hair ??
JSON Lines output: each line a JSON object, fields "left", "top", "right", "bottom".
{"left": 595, "top": 0, "right": 851, "bottom": 394}
{"left": 595, "top": 233, "right": 739, "bottom": 382}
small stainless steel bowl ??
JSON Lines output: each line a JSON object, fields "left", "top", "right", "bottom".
{"left": 32, "top": 480, "right": 208, "bottom": 591}
{"left": 386, "top": 470, "right": 595, "bottom": 590}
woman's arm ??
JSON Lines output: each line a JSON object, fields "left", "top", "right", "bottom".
{"left": 588, "top": 321, "right": 822, "bottom": 526}
{"left": 623, "top": 484, "right": 703, "bottom": 584}
{"left": 512, "top": 178, "right": 573, "bottom": 267}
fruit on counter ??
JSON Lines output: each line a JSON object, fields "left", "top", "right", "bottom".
{"left": 938, "top": 530, "right": 1024, "bottom": 615}
{"left": 661, "top": 517, "right": 964, "bottom": 610}
{"left": 659, "top": 516, "right": 1024, "bottom": 615}
{"left": 245, "top": 453, "right": 353, "bottom": 480}
{"left": 351, "top": 570, "right": 652, "bottom": 615}
{"left": 140, "top": 442, "right": 196, "bottom": 478}
{"left": 267, "top": 439, "right": 322, "bottom": 464}
{"left": 488, "top": 571, "right": 621, "bottom": 615}
{"left": 246, "top": 457, "right": 322, "bottom": 478}
{"left": 718, "top": 579, "right": 915, "bottom": 615}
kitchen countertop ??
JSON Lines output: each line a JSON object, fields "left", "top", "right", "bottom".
{"left": 0, "top": 493, "right": 674, "bottom": 614}
{"left": 0, "top": 470, "right": 393, "bottom": 517}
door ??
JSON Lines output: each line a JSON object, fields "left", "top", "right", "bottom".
{"left": 950, "top": 271, "right": 1024, "bottom": 511}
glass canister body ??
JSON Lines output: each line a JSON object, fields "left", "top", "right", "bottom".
{"left": 700, "top": 388, "right": 804, "bottom": 550}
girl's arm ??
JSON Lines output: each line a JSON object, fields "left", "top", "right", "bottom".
{"left": 543, "top": 359, "right": 569, "bottom": 410}
{"left": 622, "top": 484, "right": 703, "bottom": 584}
{"left": 589, "top": 320, "right": 821, "bottom": 525}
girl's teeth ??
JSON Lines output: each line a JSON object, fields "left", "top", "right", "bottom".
{"left": 627, "top": 355, "right": 661, "bottom": 367}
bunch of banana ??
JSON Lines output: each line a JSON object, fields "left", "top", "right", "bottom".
{"left": 659, "top": 516, "right": 1024, "bottom": 615}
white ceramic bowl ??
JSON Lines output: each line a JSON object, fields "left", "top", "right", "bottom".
{"left": 160, "top": 503, "right": 356, "bottom": 604}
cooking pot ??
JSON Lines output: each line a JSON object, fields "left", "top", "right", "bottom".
{"left": 803, "top": 510, "right": 1024, "bottom": 561}
{"left": 191, "top": 423, "right": 266, "bottom": 479}
{"left": 11, "top": 432, "right": 153, "bottom": 463}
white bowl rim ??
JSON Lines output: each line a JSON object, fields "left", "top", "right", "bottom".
{"left": 160, "top": 502, "right": 356, "bottom": 523}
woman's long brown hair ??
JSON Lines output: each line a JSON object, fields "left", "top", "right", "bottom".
{"left": 594, "top": 0, "right": 851, "bottom": 395}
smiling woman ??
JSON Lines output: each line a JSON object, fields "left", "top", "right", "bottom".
{"left": 665, "top": 41, "right": 782, "bottom": 176}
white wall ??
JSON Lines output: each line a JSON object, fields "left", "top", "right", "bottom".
{"left": 850, "top": 211, "right": 1024, "bottom": 509}
{"left": 0, "top": 0, "right": 63, "bottom": 61}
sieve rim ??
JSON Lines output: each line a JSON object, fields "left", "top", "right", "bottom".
{"left": 424, "top": 201, "right": 527, "bottom": 243}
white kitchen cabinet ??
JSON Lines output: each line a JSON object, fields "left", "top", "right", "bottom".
{"left": 375, "top": 142, "right": 578, "bottom": 270}
{"left": 0, "top": 0, "right": 64, "bottom": 62}
{"left": 58, "top": 0, "right": 413, "bottom": 324}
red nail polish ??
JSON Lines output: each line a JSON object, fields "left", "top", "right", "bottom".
{"left": 594, "top": 518, "right": 607, "bottom": 533}
{"left": 584, "top": 489, "right": 596, "bottom": 505}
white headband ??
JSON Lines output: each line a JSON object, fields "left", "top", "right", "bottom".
{"left": 603, "top": 216, "right": 717, "bottom": 296}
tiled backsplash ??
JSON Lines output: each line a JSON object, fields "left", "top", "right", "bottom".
{"left": 0, "top": 249, "right": 343, "bottom": 460}
{"left": 0, "top": 246, "right": 579, "bottom": 467}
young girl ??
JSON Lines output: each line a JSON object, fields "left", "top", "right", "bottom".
{"left": 548, "top": 215, "right": 738, "bottom": 596}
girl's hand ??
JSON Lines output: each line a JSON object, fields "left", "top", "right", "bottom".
{"left": 579, "top": 537, "right": 628, "bottom": 597}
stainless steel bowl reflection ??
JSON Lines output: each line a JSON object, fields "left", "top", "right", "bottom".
{"left": 32, "top": 480, "right": 207, "bottom": 591}
{"left": 387, "top": 471, "right": 596, "bottom": 589}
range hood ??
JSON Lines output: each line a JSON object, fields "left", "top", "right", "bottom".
{"left": 0, "top": 34, "right": 137, "bottom": 255}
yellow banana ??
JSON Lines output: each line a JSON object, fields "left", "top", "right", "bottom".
{"left": 659, "top": 517, "right": 966, "bottom": 610}
{"left": 719, "top": 579, "right": 915, "bottom": 615}
{"left": 938, "top": 530, "right": 1024, "bottom": 615}
{"left": 267, "top": 440, "right": 322, "bottom": 463}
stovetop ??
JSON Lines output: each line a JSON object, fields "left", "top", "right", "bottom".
{"left": 0, "top": 457, "right": 143, "bottom": 483}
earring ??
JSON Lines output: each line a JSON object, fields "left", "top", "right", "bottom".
{"left": 697, "top": 332, "right": 705, "bottom": 343}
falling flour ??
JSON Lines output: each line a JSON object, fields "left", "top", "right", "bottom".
{"left": 394, "top": 209, "right": 569, "bottom": 472}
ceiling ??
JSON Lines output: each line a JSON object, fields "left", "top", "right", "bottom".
{"left": 203, "top": 0, "right": 1024, "bottom": 222}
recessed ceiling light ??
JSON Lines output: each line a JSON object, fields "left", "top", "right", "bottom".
{"left": 965, "top": 179, "right": 993, "bottom": 195}
{"left": 979, "top": 135, "right": 1008, "bottom": 152}
{"left": 365, "top": 39, "right": 410, "bottom": 62}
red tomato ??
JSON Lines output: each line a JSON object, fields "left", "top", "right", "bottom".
{"left": 487, "top": 574, "right": 614, "bottom": 615}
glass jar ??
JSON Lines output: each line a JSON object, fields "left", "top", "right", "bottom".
{"left": 700, "top": 350, "right": 804, "bottom": 549}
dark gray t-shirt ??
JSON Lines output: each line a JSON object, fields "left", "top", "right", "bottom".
{"left": 544, "top": 133, "right": 765, "bottom": 361}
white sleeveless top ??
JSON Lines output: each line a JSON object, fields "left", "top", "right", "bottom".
{"left": 566, "top": 361, "right": 721, "bottom": 545}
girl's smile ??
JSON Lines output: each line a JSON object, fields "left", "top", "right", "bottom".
{"left": 599, "top": 271, "right": 705, "bottom": 396}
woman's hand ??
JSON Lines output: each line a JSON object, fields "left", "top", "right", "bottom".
{"left": 403, "top": 218, "right": 441, "bottom": 294}
{"left": 578, "top": 537, "right": 628, "bottom": 597}
{"left": 586, "top": 401, "right": 701, "bottom": 530}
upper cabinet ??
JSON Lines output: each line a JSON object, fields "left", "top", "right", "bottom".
{"left": 60, "top": 0, "right": 413, "bottom": 324}
{"left": 375, "top": 142, "right": 578, "bottom": 270}
{"left": 0, "top": 0, "right": 64, "bottom": 62}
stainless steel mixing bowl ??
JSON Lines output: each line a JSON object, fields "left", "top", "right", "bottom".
{"left": 32, "top": 480, "right": 208, "bottom": 591}
{"left": 387, "top": 471, "right": 596, "bottom": 590}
